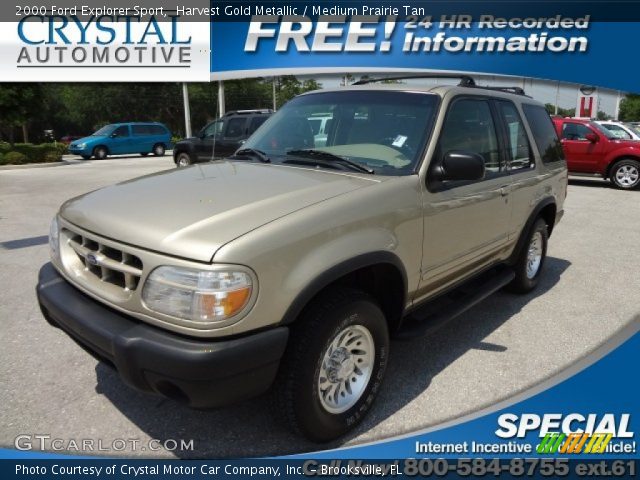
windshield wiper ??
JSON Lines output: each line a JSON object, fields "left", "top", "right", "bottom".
{"left": 232, "top": 148, "right": 271, "bottom": 163}
{"left": 286, "top": 149, "right": 374, "bottom": 174}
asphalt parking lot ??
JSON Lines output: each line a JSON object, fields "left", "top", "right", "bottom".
{"left": 1, "top": 156, "right": 638, "bottom": 458}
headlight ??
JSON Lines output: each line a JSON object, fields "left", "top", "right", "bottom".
{"left": 49, "top": 216, "right": 59, "bottom": 258}
{"left": 142, "top": 266, "right": 254, "bottom": 324}
{"left": 76, "top": 143, "right": 86, "bottom": 149}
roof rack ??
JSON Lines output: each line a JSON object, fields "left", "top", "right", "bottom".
{"left": 353, "top": 73, "right": 476, "bottom": 87}
{"left": 223, "top": 109, "right": 273, "bottom": 116}
{"left": 352, "top": 74, "right": 529, "bottom": 96}
{"left": 472, "top": 86, "right": 528, "bottom": 96}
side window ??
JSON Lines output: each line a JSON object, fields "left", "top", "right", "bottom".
{"left": 203, "top": 121, "right": 222, "bottom": 137}
{"left": 224, "top": 118, "right": 247, "bottom": 138}
{"left": 439, "top": 98, "right": 501, "bottom": 176}
{"left": 561, "top": 122, "right": 592, "bottom": 141}
{"left": 522, "top": 104, "right": 564, "bottom": 163}
{"left": 497, "top": 102, "right": 533, "bottom": 171}
{"left": 248, "top": 116, "right": 268, "bottom": 134}
{"left": 113, "top": 125, "right": 129, "bottom": 137}
{"left": 150, "top": 125, "right": 166, "bottom": 135}
{"left": 132, "top": 125, "right": 149, "bottom": 136}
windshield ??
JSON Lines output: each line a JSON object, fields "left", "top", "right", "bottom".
{"left": 241, "top": 90, "right": 440, "bottom": 175}
{"left": 625, "top": 123, "right": 640, "bottom": 137}
{"left": 92, "top": 125, "right": 116, "bottom": 136}
{"left": 599, "top": 123, "right": 633, "bottom": 139}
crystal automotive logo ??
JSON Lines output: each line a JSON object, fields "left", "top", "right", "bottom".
{"left": 16, "top": 15, "right": 192, "bottom": 68}
{"left": 496, "top": 414, "right": 635, "bottom": 455}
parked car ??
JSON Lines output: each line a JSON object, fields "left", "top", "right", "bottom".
{"left": 69, "top": 123, "right": 172, "bottom": 160}
{"left": 39, "top": 76, "right": 566, "bottom": 441}
{"left": 307, "top": 113, "right": 333, "bottom": 147}
{"left": 173, "top": 110, "right": 273, "bottom": 166}
{"left": 60, "top": 135, "right": 83, "bottom": 144}
{"left": 596, "top": 121, "right": 640, "bottom": 141}
{"left": 553, "top": 117, "right": 640, "bottom": 189}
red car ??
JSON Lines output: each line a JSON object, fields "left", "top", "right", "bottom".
{"left": 60, "top": 135, "right": 82, "bottom": 144}
{"left": 552, "top": 117, "right": 640, "bottom": 189}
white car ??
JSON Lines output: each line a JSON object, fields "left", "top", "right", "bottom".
{"left": 596, "top": 121, "right": 640, "bottom": 141}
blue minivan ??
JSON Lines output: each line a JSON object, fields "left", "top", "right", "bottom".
{"left": 69, "top": 122, "right": 172, "bottom": 160}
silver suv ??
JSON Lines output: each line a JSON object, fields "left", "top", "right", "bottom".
{"left": 38, "top": 75, "right": 567, "bottom": 442}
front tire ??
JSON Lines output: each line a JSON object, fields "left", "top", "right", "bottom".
{"left": 153, "top": 143, "right": 166, "bottom": 156}
{"left": 175, "top": 152, "right": 193, "bottom": 167}
{"left": 610, "top": 159, "right": 640, "bottom": 190}
{"left": 93, "top": 146, "right": 108, "bottom": 160}
{"left": 507, "top": 218, "right": 548, "bottom": 293}
{"left": 276, "top": 288, "right": 389, "bottom": 442}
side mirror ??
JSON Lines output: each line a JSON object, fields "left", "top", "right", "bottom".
{"left": 585, "top": 133, "right": 599, "bottom": 143}
{"left": 432, "top": 151, "right": 486, "bottom": 182}
{"left": 110, "top": 132, "right": 118, "bottom": 138}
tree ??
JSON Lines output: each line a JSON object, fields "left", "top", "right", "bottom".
{"left": 544, "top": 103, "right": 575, "bottom": 118}
{"left": 274, "top": 76, "right": 322, "bottom": 108}
{"left": 0, "top": 84, "right": 42, "bottom": 144}
{"left": 0, "top": 78, "right": 323, "bottom": 143}
{"left": 619, "top": 94, "right": 640, "bottom": 122}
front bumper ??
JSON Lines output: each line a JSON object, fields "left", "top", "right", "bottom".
{"left": 37, "top": 263, "right": 289, "bottom": 408}
{"left": 69, "top": 147, "right": 91, "bottom": 156}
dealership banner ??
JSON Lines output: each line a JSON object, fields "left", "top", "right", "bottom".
{"left": 0, "top": 1, "right": 639, "bottom": 90}
{"left": 1, "top": 0, "right": 639, "bottom": 477}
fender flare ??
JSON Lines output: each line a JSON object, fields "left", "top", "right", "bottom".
{"left": 173, "top": 143, "right": 195, "bottom": 158}
{"left": 508, "top": 197, "right": 557, "bottom": 265}
{"left": 279, "top": 251, "right": 408, "bottom": 326}
{"left": 604, "top": 152, "right": 640, "bottom": 178}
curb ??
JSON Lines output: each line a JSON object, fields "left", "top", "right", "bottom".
{"left": 0, "top": 161, "right": 67, "bottom": 171}
{"left": 0, "top": 152, "right": 175, "bottom": 171}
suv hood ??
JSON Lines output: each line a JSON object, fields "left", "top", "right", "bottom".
{"left": 60, "top": 161, "right": 377, "bottom": 262}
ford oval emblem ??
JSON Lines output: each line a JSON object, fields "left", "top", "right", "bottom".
{"left": 86, "top": 253, "right": 98, "bottom": 265}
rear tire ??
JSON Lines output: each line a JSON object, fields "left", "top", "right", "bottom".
{"left": 153, "top": 144, "right": 166, "bottom": 156}
{"left": 93, "top": 146, "right": 108, "bottom": 160}
{"left": 275, "top": 287, "right": 389, "bottom": 442}
{"left": 507, "top": 218, "right": 548, "bottom": 294}
{"left": 609, "top": 159, "right": 640, "bottom": 190}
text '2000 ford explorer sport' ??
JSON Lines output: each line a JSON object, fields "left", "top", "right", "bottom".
{"left": 38, "top": 75, "right": 567, "bottom": 442}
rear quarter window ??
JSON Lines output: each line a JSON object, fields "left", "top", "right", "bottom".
{"left": 248, "top": 116, "right": 268, "bottom": 134}
{"left": 522, "top": 104, "right": 564, "bottom": 163}
{"left": 150, "top": 125, "right": 168, "bottom": 135}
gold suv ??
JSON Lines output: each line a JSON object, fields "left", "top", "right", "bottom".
{"left": 38, "top": 75, "right": 567, "bottom": 441}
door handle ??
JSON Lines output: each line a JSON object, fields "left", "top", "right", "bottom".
{"left": 500, "top": 185, "right": 510, "bottom": 197}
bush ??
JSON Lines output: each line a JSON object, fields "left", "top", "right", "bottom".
{"left": 43, "top": 151, "right": 62, "bottom": 163}
{"left": 3, "top": 151, "right": 28, "bottom": 165}
{"left": 0, "top": 142, "right": 10, "bottom": 154}
{"left": 0, "top": 143, "right": 66, "bottom": 163}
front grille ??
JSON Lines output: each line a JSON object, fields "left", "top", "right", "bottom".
{"left": 66, "top": 232, "right": 143, "bottom": 291}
